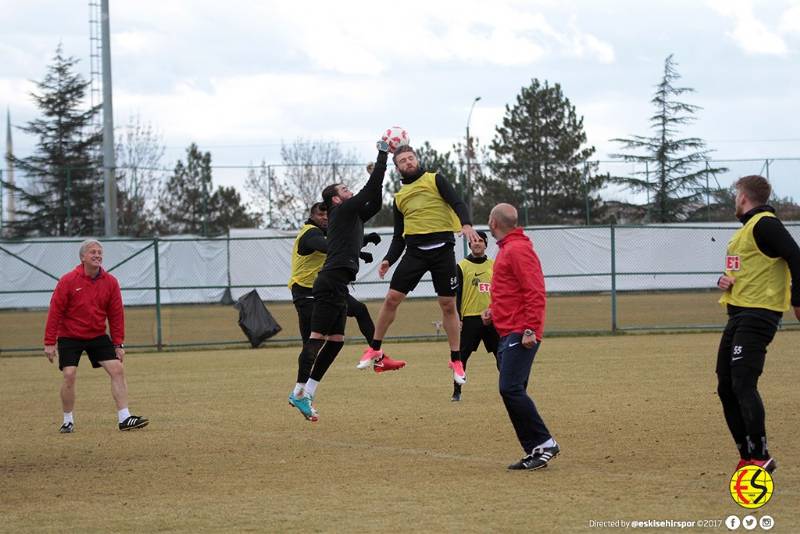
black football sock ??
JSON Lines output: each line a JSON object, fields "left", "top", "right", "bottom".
{"left": 296, "top": 338, "right": 324, "bottom": 384}
{"left": 309, "top": 340, "right": 345, "bottom": 382}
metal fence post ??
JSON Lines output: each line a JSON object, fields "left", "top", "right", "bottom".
{"left": 705, "top": 161, "right": 711, "bottom": 222}
{"left": 583, "top": 161, "right": 591, "bottom": 225}
{"left": 610, "top": 224, "right": 617, "bottom": 333}
{"left": 226, "top": 229, "right": 232, "bottom": 300}
{"left": 65, "top": 167, "right": 72, "bottom": 235}
{"left": 267, "top": 165, "right": 273, "bottom": 227}
{"left": 154, "top": 238, "right": 163, "bottom": 350}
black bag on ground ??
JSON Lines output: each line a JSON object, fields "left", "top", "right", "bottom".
{"left": 234, "top": 289, "right": 282, "bottom": 348}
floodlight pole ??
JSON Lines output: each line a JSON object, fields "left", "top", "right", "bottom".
{"left": 465, "top": 96, "right": 481, "bottom": 218}
{"left": 101, "top": 0, "right": 118, "bottom": 236}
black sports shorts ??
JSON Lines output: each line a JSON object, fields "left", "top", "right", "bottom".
{"left": 390, "top": 242, "right": 457, "bottom": 297}
{"left": 460, "top": 315, "right": 499, "bottom": 354}
{"left": 716, "top": 306, "right": 781, "bottom": 376}
{"left": 291, "top": 284, "right": 314, "bottom": 342}
{"left": 310, "top": 269, "right": 351, "bottom": 336}
{"left": 57, "top": 335, "right": 117, "bottom": 371}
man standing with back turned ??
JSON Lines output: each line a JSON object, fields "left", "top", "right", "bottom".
{"left": 483, "top": 203, "right": 558, "bottom": 470}
{"left": 716, "top": 175, "right": 800, "bottom": 473}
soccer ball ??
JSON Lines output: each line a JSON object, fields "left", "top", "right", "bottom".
{"left": 381, "top": 126, "right": 410, "bottom": 153}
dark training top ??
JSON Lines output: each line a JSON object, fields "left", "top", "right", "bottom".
{"left": 741, "top": 205, "right": 800, "bottom": 306}
{"left": 297, "top": 219, "right": 327, "bottom": 256}
{"left": 320, "top": 151, "right": 387, "bottom": 279}
{"left": 384, "top": 167, "right": 472, "bottom": 265}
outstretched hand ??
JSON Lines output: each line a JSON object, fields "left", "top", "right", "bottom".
{"left": 461, "top": 224, "right": 482, "bottom": 247}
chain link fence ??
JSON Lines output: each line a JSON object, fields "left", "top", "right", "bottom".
{"left": 3, "top": 222, "right": 799, "bottom": 354}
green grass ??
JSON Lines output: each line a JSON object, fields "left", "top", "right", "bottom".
{"left": 2, "top": 332, "right": 798, "bottom": 532}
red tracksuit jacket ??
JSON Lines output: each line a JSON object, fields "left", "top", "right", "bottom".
{"left": 43, "top": 265, "right": 125, "bottom": 345}
{"left": 490, "top": 227, "right": 546, "bottom": 340}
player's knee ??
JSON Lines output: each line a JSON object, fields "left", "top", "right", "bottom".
{"left": 498, "top": 379, "right": 523, "bottom": 399}
{"left": 438, "top": 297, "right": 457, "bottom": 315}
{"left": 62, "top": 368, "right": 77, "bottom": 385}
{"left": 105, "top": 361, "right": 125, "bottom": 379}
{"left": 731, "top": 373, "right": 758, "bottom": 398}
{"left": 384, "top": 291, "right": 404, "bottom": 309}
{"left": 717, "top": 379, "right": 735, "bottom": 403}
{"left": 349, "top": 300, "right": 367, "bottom": 317}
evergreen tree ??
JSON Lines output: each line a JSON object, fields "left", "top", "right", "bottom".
{"left": 158, "top": 143, "right": 213, "bottom": 235}
{"left": 3, "top": 45, "right": 101, "bottom": 236}
{"left": 611, "top": 54, "right": 727, "bottom": 222}
{"left": 207, "top": 185, "right": 261, "bottom": 233}
{"left": 485, "top": 79, "right": 603, "bottom": 225}
{"left": 158, "top": 143, "right": 258, "bottom": 235}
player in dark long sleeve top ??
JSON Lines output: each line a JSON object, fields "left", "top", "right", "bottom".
{"left": 715, "top": 175, "right": 800, "bottom": 474}
{"left": 287, "top": 143, "right": 403, "bottom": 422}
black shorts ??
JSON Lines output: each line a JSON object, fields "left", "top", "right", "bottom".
{"left": 291, "top": 284, "right": 314, "bottom": 342}
{"left": 390, "top": 243, "right": 458, "bottom": 296}
{"left": 715, "top": 306, "right": 781, "bottom": 376}
{"left": 310, "top": 269, "right": 351, "bottom": 336}
{"left": 460, "top": 315, "right": 499, "bottom": 354}
{"left": 57, "top": 335, "right": 117, "bottom": 371}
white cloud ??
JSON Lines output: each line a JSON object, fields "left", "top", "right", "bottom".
{"left": 267, "top": 0, "right": 612, "bottom": 74}
{"left": 113, "top": 31, "right": 163, "bottom": 57}
{"left": 707, "top": 0, "right": 788, "bottom": 55}
{"left": 779, "top": 4, "right": 800, "bottom": 34}
{"left": 117, "top": 72, "right": 391, "bottom": 144}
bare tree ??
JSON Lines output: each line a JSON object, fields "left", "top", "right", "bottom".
{"left": 115, "top": 115, "right": 166, "bottom": 235}
{"left": 244, "top": 161, "right": 277, "bottom": 227}
{"left": 245, "top": 139, "right": 362, "bottom": 229}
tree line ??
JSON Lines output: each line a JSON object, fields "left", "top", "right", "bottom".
{"left": 0, "top": 47, "right": 779, "bottom": 238}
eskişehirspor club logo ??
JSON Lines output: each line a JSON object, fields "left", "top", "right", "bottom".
{"left": 729, "top": 465, "right": 774, "bottom": 509}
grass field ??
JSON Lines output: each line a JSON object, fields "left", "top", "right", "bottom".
{"left": 0, "top": 290, "right": 774, "bottom": 354}
{"left": 2, "top": 331, "right": 798, "bottom": 532}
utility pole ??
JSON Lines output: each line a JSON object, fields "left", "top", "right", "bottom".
{"left": 465, "top": 96, "right": 481, "bottom": 217}
{"left": 101, "top": 0, "right": 117, "bottom": 236}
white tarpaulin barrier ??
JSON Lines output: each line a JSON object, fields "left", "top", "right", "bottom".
{"left": 3, "top": 222, "right": 798, "bottom": 309}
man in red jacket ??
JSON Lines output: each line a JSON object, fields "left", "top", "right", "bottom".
{"left": 44, "top": 239, "right": 148, "bottom": 433}
{"left": 482, "top": 203, "right": 558, "bottom": 470}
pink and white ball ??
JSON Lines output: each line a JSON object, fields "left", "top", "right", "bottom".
{"left": 381, "top": 127, "right": 410, "bottom": 153}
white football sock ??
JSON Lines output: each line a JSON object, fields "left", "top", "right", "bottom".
{"left": 304, "top": 379, "right": 319, "bottom": 398}
{"left": 63, "top": 412, "right": 74, "bottom": 424}
{"left": 535, "top": 438, "right": 556, "bottom": 450}
{"left": 293, "top": 383, "right": 305, "bottom": 397}
{"left": 118, "top": 408, "right": 131, "bottom": 423}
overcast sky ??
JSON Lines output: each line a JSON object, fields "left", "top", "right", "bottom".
{"left": 2, "top": 0, "right": 800, "bottom": 201}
